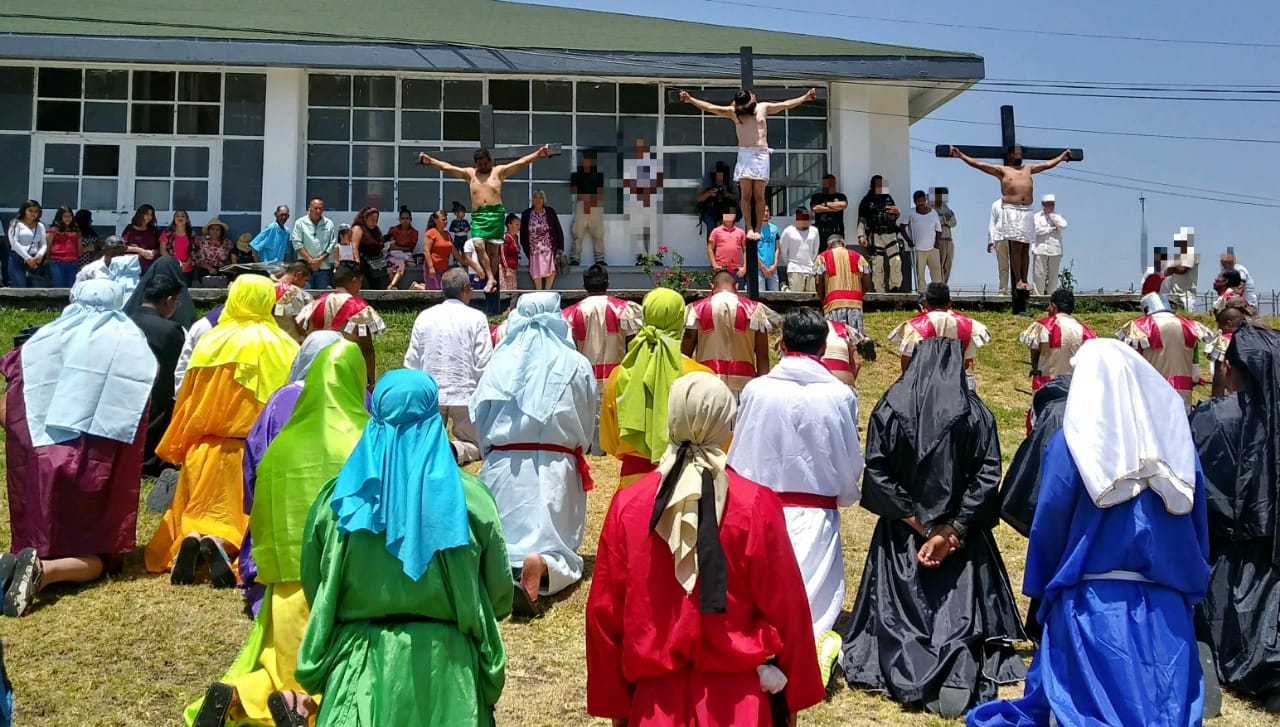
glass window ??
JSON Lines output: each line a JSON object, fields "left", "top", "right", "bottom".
{"left": 398, "top": 180, "right": 441, "bottom": 213}
{"left": 530, "top": 153, "right": 571, "bottom": 180}
{"left": 576, "top": 116, "right": 617, "bottom": 148}
{"left": 84, "top": 70, "right": 128, "bottom": 100}
{"left": 619, "top": 116, "right": 658, "bottom": 147}
{"left": 38, "top": 67, "right": 81, "bottom": 99}
{"left": 84, "top": 102, "right": 128, "bottom": 133}
{"left": 353, "top": 109, "right": 395, "bottom": 142}
{"left": 443, "top": 80, "right": 482, "bottom": 109}
{"left": 136, "top": 146, "right": 171, "bottom": 177}
{"left": 665, "top": 90, "right": 697, "bottom": 116}
{"left": 83, "top": 145, "right": 120, "bottom": 176}
{"left": 224, "top": 74, "right": 266, "bottom": 136}
{"left": 306, "top": 179, "right": 349, "bottom": 210}
{"left": 43, "top": 144, "right": 79, "bottom": 175}
{"left": 401, "top": 110, "right": 440, "bottom": 141}
{"left": 767, "top": 118, "right": 787, "bottom": 150}
{"left": 664, "top": 152, "right": 704, "bottom": 181}
{"left": 494, "top": 113, "right": 529, "bottom": 145}
{"left": 225, "top": 73, "right": 266, "bottom": 104}
{"left": 133, "top": 71, "right": 176, "bottom": 101}
{"left": 354, "top": 75, "right": 396, "bottom": 108}
{"left": 442, "top": 111, "right": 479, "bottom": 142}
{"left": 132, "top": 103, "right": 174, "bottom": 134}
{"left": 789, "top": 97, "right": 826, "bottom": 118}
{"left": 174, "top": 147, "right": 209, "bottom": 177}
{"left": 177, "top": 105, "right": 220, "bottom": 135}
{"left": 42, "top": 179, "right": 79, "bottom": 209}
{"left": 222, "top": 139, "right": 263, "bottom": 211}
{"left": 531, "top": 81, "right": 572, "bottom": 112}
{"left": 399, "top": 146, "right": 439, "bottom": 179}
{"left": 490, "top": 80, "right": 529, "bottom": 111}
{"left": 618, "top": 83, "right": 659, "bottom": 114}
{"left": 81, "top": 179, "right": 118, "bottom": 209}
{"left": 173, "top": 180, "right": 209, "bottom": 210}
{"left": 351, "top": 179, "right": 393, "bottom": 209}
{"left": 135, "top": 180, "right": 170, "bottom": 208}
{"left": 787, "top": 118, "right": 826, "bottom": 150}
{"left": 532, "top": 114, "right": 572, "bottom": 147}
{"left": 703, "top": 117, "right": 738, "bottom": 147}
{"left": 402, "top": 79, "right": 441, "bottom": 110}
{"left": 351, "top": 145, "right": 395, "bottom": 178}
{"left": 36, "top": 100, "right": 80, "bottom": 132}
{"left": 663, "top": 187, "right": 699, "bottom": 215}
{"left": 308, "top": 108, "right": 351, "bottom": 142}
{"left": 787, "top": 153, "right": 827, "bottom": 185}
{"left": 663, "top": 117, "right": 701, "bottom": 147}
{"left": 178, "top": 72, "right": 221, "bottom": 102}
{"left": 576, "top": 82, "right": 616, "bottom": 113}
{"left": 501, "top": 183, "right": 531, "bottom": 214}
{"left": 0, "top": 135, "right": 32, "bottom": 207}
{"left": 0, "top": 67, "right": 34, "bottom": 131}
{"left": 538, "top": 182, "right": 572, "bottom": 212}
{"left": 441, "top": 181, "right": 470, "bottom": 211}
{"left": 307, "top": 144, "right": 350, "bottom": 177}
{"left": 309, "top": 74, "right": 351, "bottom": 106}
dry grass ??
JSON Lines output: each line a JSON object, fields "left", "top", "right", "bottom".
{"left": 0, "top": 306, "right": 1275, "bottom": 726}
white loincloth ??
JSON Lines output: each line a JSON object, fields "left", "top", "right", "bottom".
{"left": 997, "top": 203, "right": 1036, "bottom": 244}
{"left": 733, "top": 147, "right": 771, "bottom": 182}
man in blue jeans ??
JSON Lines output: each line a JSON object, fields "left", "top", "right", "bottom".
{"left": 756, "top": 206, "right": 781, "bottom": 292}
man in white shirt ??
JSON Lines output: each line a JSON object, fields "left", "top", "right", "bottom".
{"left": 1220, "top": 249, "right": 1259, "bottom": 307}
{"left": 1032, "top": 194, "right": 1069, "bottom": 295}
{"left": 986, "top": 199, "right": 1009, "bottom": 294}
{"left": 403, "top": 268, "right": 494, "bottom": 464}
{"left": 900, "top": 190, "right": 943, "bottom": 291}
{"left": 622, "top": 138, "right": 663, "bottom": 257}
{"left": 780, "top": 206, "right": 822, "bottom": 292}
{"left": 1164, "top": 227, "right": 1200, "bottom": 312}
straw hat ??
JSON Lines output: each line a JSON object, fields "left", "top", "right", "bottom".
{"left": 203, "top": 217, "right": 228, "bottom": 236}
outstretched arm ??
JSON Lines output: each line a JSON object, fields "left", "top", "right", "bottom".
{"left": 496, "top": 144, "right": 551, "bottom": 180}
{"left": 948, "top": 146, "right": 1005, "bottom": 179}
{"left": 417, "top": 152, "right": 471, "bottom": 180}
{"left": 766, "top": 88, "right": 818, "bottom": 115}
{"left": 679, "top": 90, "right": 735, "bottom": 119}
{"left": 1028, "top": 150, "right": 1073, "bottom": 174}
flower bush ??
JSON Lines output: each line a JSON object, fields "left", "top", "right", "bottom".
{"left": 635, "top": 246, "right": 711, "bottom": 293}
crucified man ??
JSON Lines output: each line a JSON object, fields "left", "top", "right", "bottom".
{"left": 681, "top": 87, "right": 817, "bottom": 241}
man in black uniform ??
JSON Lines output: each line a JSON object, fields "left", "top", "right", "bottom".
{"left": 810, "top": 174, "right": 849, "bottom": 253}
{"left": 857, "top": 175, "right": 903, "bottom": 292}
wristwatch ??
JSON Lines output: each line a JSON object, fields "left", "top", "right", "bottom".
{"left": 948, "top": 521, "right": 968, "bottom": 541}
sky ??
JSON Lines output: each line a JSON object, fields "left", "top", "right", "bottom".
{"left": 516, "top": 0, "right": 1280, "bottom": 294}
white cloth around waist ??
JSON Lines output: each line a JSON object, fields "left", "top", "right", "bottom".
{"left": 734, "top": 147, "right": 771, "bottom": 182}
{"left": 997, "top": 203, "right": 1036, "bottom": 244}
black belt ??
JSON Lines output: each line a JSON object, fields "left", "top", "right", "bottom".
{"left": 364, "top": 614, "right": 456, "bottom": 627}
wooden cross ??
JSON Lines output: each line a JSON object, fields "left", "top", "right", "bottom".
{"left": 934, "top": 105, "right": 1084, "bottom": 162}
{"left": 429, "top": 104, "right": 563, "bottom": 165}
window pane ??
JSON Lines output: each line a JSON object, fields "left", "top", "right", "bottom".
{"left": 501, "top": 182, "right": 531, "bottom": 215}
{"left": 504, "top": 162, "right": 530, "bottom": 181}
{"left": 174, "top": 147, "right": 210, "bottom": 177}
{"left": 177, "top": 105, "right": 221, "bottom": 135}
{"left": 136, "top": 146, "right": 171, "bottom": 177}
{"left": 538, "top": 182, "right": 571, "bottom": 212}
{"left": 703, "top": 117, "right": 737, "bottom": 147}
{"left": 398, "top": 180, "right": 441, "bottom": 212}
{"left": 132, "top": 103, "right": 174, "bottom": 134}
{"left": 352, "top": 145, "right": 395, "bottom": 178}
{"left": 576, "top": 82, "right": 616, "bottom": 113}
{"left": 443, "top": 111, "right": 479, "bottom": 142}
{"left": 135, "top": 180, "right": 171, "bottom": 208}
{"left": 43, "top": 144, "right": 80, "bottom": 175}
{"left": 226, "top": 73, "right": 266, "bottom": 104}
{"left": 663, "top": 187, "right": 698, "bottom": 215}
{"left": 133, "top": 71, "right": 175, "bottom": 101}
{"left": 532, "top": 114, "right": 572, "bottom": 147}
{"left": 770, "top": 152, "right": 787, "bottom": 181}
{"left": 354, "top": 76, "right": 396, "bottom": 108}
{"left": 308, "top": 108, "right": 350, "bottom": 141}
{"left": 307, "top": 144, "right": 350, "bottom": 177}
{"left": 787, "top": 153, "right": 826, "bottom": 185}
{"left": 576, "top": 116, "right": 617, "bottom": 148}
{"left": 619, "top": 116, "right": 658, "bottom": 147}
{"left": 224, "top": 74, "right": 266, "bottom": 136}
{"left": 179, "top": 72, "right": 221, "bottom": 102}
{"left": 83, "top": 102, "right": 128, "bottom": 133}
{"left": 222, "top": 139, "right": 264, "bottom": 211}
{"left": 665, "top": 90, "right": 697, "bottom": 116}
{"left": 494, "top": 113, "right": 529, "bottom": 145}
{"left": 81, "top": 179, "right": 117, "bottom": 209}
{"left": 38, "top": 67, "right": 81, "bottom": 99}
{"left": 787, "top": 118, "right": 826, "bottom": 150}
{"left": 401, "top": 110, "right": 440, "bottom": 141}
{"left": 353, "top": 109, "right": 395, "bottom": 142}
{"left": 85, "top": 69, "right": 128, "bottom": 100}
{"left": 768, "top": 118, "right": 787, "bottom": 150}
{"left": 530, "top": 152, "right": 570, "bottom": 180}
{"left": 442, "top": 181, "right": 470, "bottom": 212}
{"left": 36, "top": 100, "right": 80, "bottom": 132}
{"left": 402, "top": 79, "right": 441, "bottom": 110}
{"left": 443, "top": 80, "right": 482, "bottom": 109}
{"left": 789, "top": 97, "right": 826, "bottom": 118}
{"left": 619, "top": 83, "right": 659, "bottom": 114}
{"left": 306, "top": 179, "right": 350, "bottom": 210}
{"left": 351, "top": 179, "right": 393, "bottom": 210}
{"left": 663, "top": 116, "right": 700, "bottom": 146}
{"left": 84, "top": 145, "right": 120, "bottom": 176}
{"left": 173, "top": 180, "right": 209, "bottom": 210}
{"left": 0, "top": 135, "right": 32, "bottom": 207}
{"left": 531, "top": 81, "right": 572, "bottom": 112}
{"left": 789, "top": 185, "right": 820, "bottom": 213}
{"left": 664, "top": 152, "right": 703, "bottom": 181}
{"left": 399, "top": 145, "right": 439, "bottom": 179}
{"left": 42, "top": 179, "right": 79, "bottom": 209}
{"left": 0, "top": 67, "right": 34, "bottom": 130}
{"left": 309, "top": 74, "right": 351, "bottom": 106}
{"left": 490, "top": 80, "right": 529, "bottom": 111}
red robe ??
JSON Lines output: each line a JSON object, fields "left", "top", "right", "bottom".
{"left": 586, "top": 469, "right": 824, "bottom": 726}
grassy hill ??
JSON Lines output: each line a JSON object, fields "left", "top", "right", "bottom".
{"left": 0, "top": 307, "right": 1272, "bottom": 726}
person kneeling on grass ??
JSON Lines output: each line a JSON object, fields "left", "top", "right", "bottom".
{"left": 0, "top": 280, "right": 156, "bottom": 617}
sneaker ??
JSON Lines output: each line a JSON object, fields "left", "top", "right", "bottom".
{"left": 3, "top": 548, "right": 42, "bottom": 617}
{"left": 200, "top": 538, "right": 237, "bottom": 590}
{"left": 0, "top": 552, "right": 16, "bottom": 595}
{"left": 191, "top": 683, "right": 233, "bottom": 727}
{"left": 171, "top": 535, "right": 202, "bottom": 586}
{"left": 817, "top": 630, "right": 842, "bottom": 688}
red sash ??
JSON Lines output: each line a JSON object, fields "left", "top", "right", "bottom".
{"left": 563, "top": 297, "right": 625, "bottom": 344}
{"left": 777, "top": 492, "right": 838, "bottom": 510}
{"left": 309, "top": 292, "right": 367, "bottom": 333}
{"left": 1166, "top": 375, "right": 1194, "bottom": 393}
{"left": 620, "top": 453, "right": 654, "bottom": 480}
{"left": 823, "top": 358, "right": 853, "bottom": 373}
{"left": 910, "top": 312, "right": 972, "bottom": 353}
{"left": 592, "top": 363, "right": 617, "bottom": 381}
{"left": 487, "top": 442, "right": 595, "bottom": 492}
{"left": 703, "top": 359, "right": 757, "bottom": 377}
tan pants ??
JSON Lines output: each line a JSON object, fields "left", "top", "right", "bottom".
{"left": 1032, "top": 254, "right": 1062, "bottom": 295}
{"left": 571, "top": 199, "right": 605, "bottom": 263}
{"left": 787, "top": 272, "right": 816, "bottom": 293}
{"left": 915, "top": 248, "right": 942, "bottom": 290}
{"left": 993, "top": 240, "right": 1010, "bottom": 294}
{"left": 870, "top": 233, "right": 903, "bottom": 292}
{"left": 937, "top": 237, "right": 954, "bottom": 282}
{"left": 440, "top": 405, "right": 481, "bottom": 464}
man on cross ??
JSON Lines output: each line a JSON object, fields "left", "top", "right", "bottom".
{"left": 949, "top": 145, "right": 1072, "bottom": 295}
{"left": 417, "top": 145, "right": 551, "bottom": 313}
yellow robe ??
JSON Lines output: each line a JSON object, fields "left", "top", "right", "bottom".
{"left": 599, "top": 356, "right": 711, "bottom": 488}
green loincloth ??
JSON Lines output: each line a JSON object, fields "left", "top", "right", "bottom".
{"left": 471, "top": 204, "right": 507, "bottom": 241}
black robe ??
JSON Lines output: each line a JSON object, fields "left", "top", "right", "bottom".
{"left": 124, "top": 255, "right": 197, "bottom": 329}
{"left": 1000, "top": 376, "right": 1071, "bottom": 538}
{"left": 1193, "top": 323, "right": 1280, "bottom": 705}
{"left": 842, "top": 338, "right": 1026, "bottom": 714}
{"left": 129, "top": 306, "right": 185, "bottom": 477}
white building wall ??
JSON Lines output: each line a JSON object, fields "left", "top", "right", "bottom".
{"left": 261, "top": 68, "right": 307, "bottom": 228}
{"left": 830, "top": 82, "right": 912, "bottom": 217}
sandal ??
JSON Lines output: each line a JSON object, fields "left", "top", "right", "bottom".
{"left": 171, "top": 536, "right": 202, "bottom": 586}
{"left": 191, "top": 683, "right": 233, "bottom": 727}
{"left": 200, "top": 537, "right": 237, "bottom": 590}
{"left": 267, "top": 691, "right": 309, "bottom": 727}
{"left": 3, "top": 548, "right": 42, "bottom": 617}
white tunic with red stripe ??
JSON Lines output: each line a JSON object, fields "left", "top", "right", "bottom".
{"left": 296, "top": 292, "right": 386, "bottom": 337}
{"left": 561, "top": 295, "right": 642, "bottom": 385}
{"left": 887, "top": 309, "right": 991, "bottom": 363}
{"left": 822, "top": 321, "right": 859, "bottom": 382}
{"left": 1018, "top": 313, "right": 1097, "bottom": 389}
{"left": 815, "top": 247, "right": 870, "bottom": 314}
{"left": 685, "top": 291, "right": 779, "bottom": 394}
{"left": 1116, "top": 311, "right": 1214, "bottom": 405}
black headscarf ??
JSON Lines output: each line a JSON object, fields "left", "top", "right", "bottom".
{"left": 882, "top": 337, "right": 971, "bottom": 463}
{"left": 124, "top": 255, "right": 197, "bottom": 329}
{"left": 1224, "top": 323, "right": 1280, "bottom": 564}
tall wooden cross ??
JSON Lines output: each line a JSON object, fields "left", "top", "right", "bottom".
{"left": 430, "top": 104, "right": 563, "bottom": 166}
{"left": 934, "top": 105, "right": 1084, "bottom": 162}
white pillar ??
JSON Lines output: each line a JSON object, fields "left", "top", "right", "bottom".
{"left": 829, "top": 82, "right": 872, "bottom": 200}
{"left": 864, "top": 84, "right": 912, "bottom": 207}
{"left": 261, "top": 67, "right": 307, "bottom": 227}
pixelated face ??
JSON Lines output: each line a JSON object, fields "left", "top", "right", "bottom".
{"left": 721, "top": 212, "right": 736, "bottom": 228}
{"left": 1220, "top": 253, "right": 1235, "bottom": 269}
{"left": 1006, "top": 146, "right": 1024, "bottom": 165}
{"left": 476, "top": 157, "right": 493, "bottom": 174}
{"left": 794, "top": 213, "right": 809, "bottom": 229}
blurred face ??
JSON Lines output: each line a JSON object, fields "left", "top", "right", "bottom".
{"left": 142, "top": 208, "right": 154, "bottom": 225}
{"left": 636, "top": 140, "right": 650, "bottom": 156}
{"left": 934, "top": 190, "right": 946, "bottom": 206}
{"left": 1214, "top": 273, "right": 1227, "bottom": 292}
{"left": 795, "top": 214, "right": 810, "bottom": 230}
{"left": 1043, "top": 202, "right": 1055, "bottom": 213}
{"left": 1007, "top": 146, "right": 1024, "bottom": 165}
{"left": 366, "top": 211, "right": 379, "bottom": 227}
{"left": 721, "top": 213, "right": 735, "bottom": 229}
{"left": 59, "top": 209, "right": 73, "bottom": 226}
{"left": 174, "top": 211, "right": 188, "bottom": 227}
{"left": 1220, "top": 253, "right": 1235, "bottom": 269}
{"left": 454, "top": 209, "right": 465, "bottom": 219}
{"left": 762, "top": 206, "right": 771, "bottom": 223}
{"left": 308, "top": 199, "right": 324, "bottom": 222}
{"left": 582, "top": 155, "right": 595, "bottom": 169}
{"left": 275, "top": 207, "right": 290, "bottom": 225}
{"left": 914, "top": 195, "right": 927, "bottom": 209}
{"left": 434, "top": 214, "right": 447, "bottom": 230}
{"left": 399, "top": 212, "right": 411, "bottom": 227}
{"left": 533, "top": 191, "right": 546, "bottom": 208}
{"left": 823, "top": 176, "right": 836, "bottom": 192}
{"left": 476, "top": 156, "right": 493, "bottom": 174}
{"left": 23, "top": 205, "right": 40, "bottom": 223}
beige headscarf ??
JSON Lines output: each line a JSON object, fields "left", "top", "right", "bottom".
{"left": 650, "top": 372, "right": 736, "bottom": 612}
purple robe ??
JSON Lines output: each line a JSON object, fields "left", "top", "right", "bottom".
{"left": 238, "top": 383, "right": 303, "bottom": 616}
{"left": 2, "top": 348, "right": 144, "bottom": 571}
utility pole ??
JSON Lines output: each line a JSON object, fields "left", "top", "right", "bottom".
{"left": 1139, "top": 193, "right": 1148, "bottom": 281}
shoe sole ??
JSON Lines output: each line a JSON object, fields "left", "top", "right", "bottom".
{"left": 200, "top": 539, "right": 237, "bottom": 590}
{"left": 267, "top": 692, "right": 308, "bottom": 727}
{"left": 171, "top": 536, "right": 201, "bottom": 586}
{"left": 191, "top": 683, "right": 233, "bottom": 727}
{"left": 3, "top": 548, "right": 40, "bottom": 618}
{"left": 0, "top": 552, "right": 17, "bottom": 596}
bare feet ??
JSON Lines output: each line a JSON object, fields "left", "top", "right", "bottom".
{"left": 747, "top": 230, "right": 762, "bottom": 241}
{"left": 521, "top": 552, "right": 546, "bottom": 603}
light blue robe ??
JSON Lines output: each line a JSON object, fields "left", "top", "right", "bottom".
{"left": 249, "top": 223, "right": 291, "bottom": 264}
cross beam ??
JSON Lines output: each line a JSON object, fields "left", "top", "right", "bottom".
{"left": 666, "top": 47, "right": 828, "bottom": 105}
{"left": 430, "top": 104, "right": 562, "bottom": 165}
{"left": 934, "top": 105, "right": 1084, "bottom": 161}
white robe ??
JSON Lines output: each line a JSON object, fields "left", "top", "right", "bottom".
{"left": 472, "top": 368, "right": 597, "bottom": 596}
{"left": 728, "top": 356, "right": 864, "bottom": 635}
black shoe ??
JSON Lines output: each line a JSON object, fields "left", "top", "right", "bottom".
{"left": 0, "top": 552, "right": 16, "bottom": 596}
{"left": 171, "top": 535, "right": 202, "bottom": 586}
{"left": 926, "top": 685, "right": 971, "bottom": 719}
{"left": 510, "top": 580, "right": 546, "bottom": 620}
{"left": 267, "top": 692, "right": 308, "bottom": 727}
{"left": 200, "top": 538, "right": 237, "bottom": 590}
{"left": 191, "top": 683, "right": 234, "bottom": 727}
{"left": 569, "top": 258, "right": 580, "bottom": 266}
{"left": 3, "top": 548, "right": 42, "bottom": 618}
